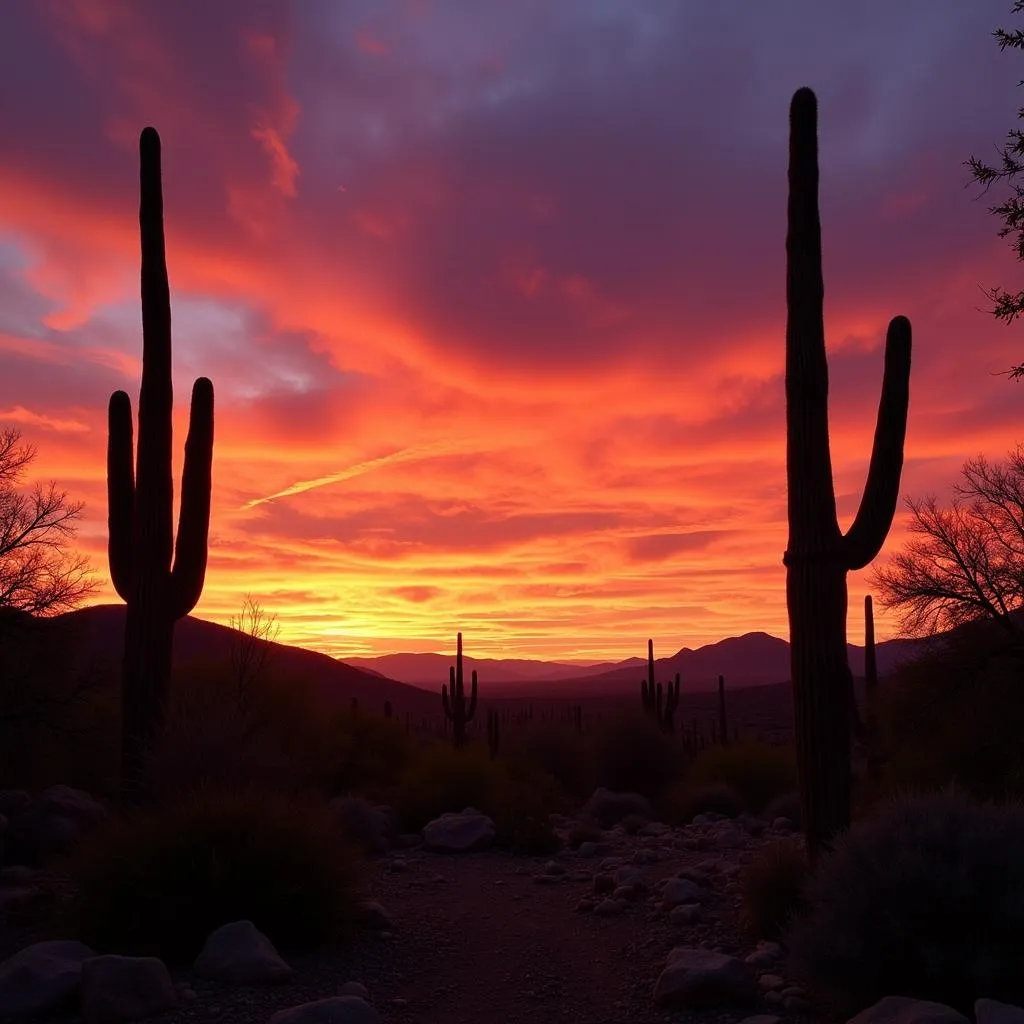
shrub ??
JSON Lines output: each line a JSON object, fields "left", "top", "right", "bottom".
{"left": 327, "top": 711, "right": 417, "bottom": 800}
{"left": 877, "top": 628, "right": 1024, "bottom": 804}
{"left": 503, "top": 721, "right": 595, "bottom": 802}
{"left": 390, "top": 742, "right": 507, "bottom": 832}
{"left": 683, "top": 740, "right": 797, "bottom": 813}
{"left": 784, "top": 785, "right": 1024, "bottom": 1017}
{"left": 590, "top": 711, "right": 682, "bottom": 800}
{"left": 329, "top": 794, "right": 395, "bottom": 855}
{"left": 567, "top": 819, "right": 604, "bottom": 849}
{"left": 58, "top": 787, "right": 365, "bottom": 962}
{"left": 739, "top": 837, "right": 810, "bottom": 941}
{"left": 492, "top": 766, "right": 568, "bottom": 856}
{"left": 662, "top": 780, "right": 746, "bottom": 824}
{"left": 762, "top": 791, "right": 802, "bottom": 828}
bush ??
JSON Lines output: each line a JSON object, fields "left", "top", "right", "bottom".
{"left": 390, "top": 742, "right": 507, "bottom": 832}
{"left": 58, "top": 787, "right": 365, "bottom": 962}
{"left": 739, "top": 837, "right": 810, "bottom": 941}
{"left": 503, "top": 722, "right": 595, "bottom": 802}
{"left": 591, "top": 711, "right": 683, "bottom": 800}
{"left": 784, "top": 785, "right": 1024, "bottom": 1017}
{"left": 327, "top": 711, "right": 418, "bottom": 800}
{"left": 142, "top": 659, "right": 336, "bottom": 801}
{"left": 662, "top": 780, "right": 746, "bottom": 824}
{"left": 762, "top": 791, "right": 802, "bottom": 828}
{"left": 877, "top": 627, "right": 1024, "bottom": 803}
{"left": 683, "top": 740, "right": 797, "bottom": 813}
{"left": 492, "top": 766, "right": 568, "bottom": 855}
{"left": 329, "top": 794, "right": 395, "bottom": 855}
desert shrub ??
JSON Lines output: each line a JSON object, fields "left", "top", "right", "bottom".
{"left": 492, "top": 765, "right": 569, "bottom": 855}
{"left": 142, "top": 659, "right": 336, "bottom": 802}
{"left": 329, "top": 794, "right": 395, "bottom": 855}
{"left": 662, "top": 780, "right": 746, "bottom": 824}
{"left": 502, "top": 721, "right": 595, "bottom": 802}
{"left": 567, "top": 819, "right": 604, "bottom": 849}
{"left": 877, "top": 627, "right": 1024, "bottom": 803}
{"left": 739, "top": 837, "right": 810, "bottom": 941}
{"left": 59, "top": 787, "right": 365, "bottom": 962}
{"left": 326, "top": 711, "right": 418, "bottom": 800}
{"left": 762, "top": 790, "right": 802, "bottom": 828}
{"left": 590, "top": 710, "right": 683, "bottom": 800}
{"left": 390, "top": 742, "right": 507, "bottom": 832}
{"left": 784, "top": 785, "right": 1024, "bottom": 1017}
{"left": 682, "top": 740, "right": 797, "bottom": 813}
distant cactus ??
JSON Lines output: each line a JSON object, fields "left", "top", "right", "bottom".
{"left": 441, "top": 631, "right": 477, "bottom": 749}
{"left": 640, "top": 640, "right": 679, "bottom": 731}
{"left": 718, "top": 674, "right": 729, "bottom": 748}
{"left": 108, "top": 127, "right": 214, "bottom": 804}
{"left": 487, "top": 708, "right": 500, "bottom": 760}
{"left": 784, "top": 88, "right": 911, "bottom": 864}
{"left": 863, "top": 595, "right": 882, "bottom": 781}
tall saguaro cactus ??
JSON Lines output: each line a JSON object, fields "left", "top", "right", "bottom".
{"left": 441, "top": 631, "right": 477, "bottom": 748}
{"left": 784, "top": 88, "right": 911, "bottom": 864}
{"left": 863, "top": 595, "right": 882, "bottom": 781}
{"left": 108, "top": 127, "right": 215, "bottom": 803}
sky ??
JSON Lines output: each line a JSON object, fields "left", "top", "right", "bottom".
{"left": 0, "top": 0, "right": 1022, "bottom": 662}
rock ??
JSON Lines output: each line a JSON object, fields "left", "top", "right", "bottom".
{"left": 577, "top": 841, "right": 599, "bottom": 858}
{"left": 653, "top": 947, "right": 759, "bottom": 1008}
{"left": 771, "top": 817, "right": 793, "bottom": 832}
{"left": 5, "top": 786, "right": 105, "bottom": 865}
{"left": 614, "top": 866, "right": 646, "bottom": 889}
{"left": 358, "top": 901, "right": 393, "bottom": 931}
{"left": 662, "top": 877, "right": 706, "bottom": 907}
{"left": 847, "top": 997, "right": 971, "bottom": 1024}
{"left": 583, "top": 788, "right": 654, "bottom": 828}
{"left": 668, "top": 904, "right": 701, "bottom": 926}
{"left": 976, "top": 1000, "right": 1024, "bottom": 1024}
{"left": 328, "top": 797, "right": 394, "bottom": 855}
{"left": 593, "top": 898, "right": 625, "bottom": 916}
{"left": 758, "top": 974, "right": 785, "bottom": 990}
{"left": 745, "top": 942, "right": 783, "bottom": 967}
{"left": 715, "top": 825, "right": 745, "bottom": 849}
{"left": 0, "top": 939, "right": 96, "bottom": 1016}
{"left": 593, "top": 874, "right": 615, "bottom": 894}
{"left": 422, "top": 808, "right": 496, "bottom": 852}
{"left": 268, "top": 995, "right": 381, "bottom": 1024}
{"left": 739, "top": 1016, "right": 782, "bottom": 1024}
{"left": 193, "top": 920, "right": 293, "bottom": 984}
{"left": 339, "top": 982, "right": 370, "bottom": 999}
{"left": 80, "top": 955, "right": 178, "bottom": 1023}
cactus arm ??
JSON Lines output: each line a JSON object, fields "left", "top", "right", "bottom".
{"left": 107, "top": 390, "right": 135, "bottom": 602}
{"left": 467, "top": 669, "right": 478, "bottom": 721}
{"left": 170, "top": 377, "right": 215, "bottom": 618}
{"left": 841, "top": 316, "right": 912, "bottom": 570}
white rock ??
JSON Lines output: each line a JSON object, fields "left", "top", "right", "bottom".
{"left": 846, "top": 996, "right": 971, "bottom": 1024}
{"left": 80, "top": 955, "right": 178, "bottom": 1023}
{"left": 653, "top": 947, "right": 758, "bottom": 1008}
{"left": 976, "top": 1000, "right": 1024, "bottom": 1024}
{"left": 0, "top": 940, "right": 96, "bottom": 1016}
{"left": 194, "top": 920, "right": 293, "bottom": 984}
{"left": 422, "top": 809, "right": 496, "bottom": 852}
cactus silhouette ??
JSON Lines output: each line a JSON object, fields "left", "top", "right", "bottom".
{"left": 640, "top": 639, "right": 679, "bottom": 730}
{"left": 108, "top": 127, "right": 214, "bottom": 804}
{"left": 863, "top": 595, "right": 882, "bottom": 781}
{"left": 784, "top": 88, "right": 911, "bottom": 864}
{"left": 717, "top": 674, "right": 729, "bottom": 748}
{"left": 441, "top": 631, "right": 477, "bottom": 748}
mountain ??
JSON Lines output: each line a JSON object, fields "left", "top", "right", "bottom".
{"left": 342, "top": 652, "right": 645, "bottom": 686}
{"left": 347, "top": 629, "right": 941, "bottom": 699}
{"left": 50, "top": 604, "right": 439, "bottom": 714}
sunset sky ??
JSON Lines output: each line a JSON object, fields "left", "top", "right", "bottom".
{"left": 1, "top": 1, "right": 1022, "bottom": 662}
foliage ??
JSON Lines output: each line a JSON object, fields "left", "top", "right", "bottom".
{"left": 872, "top": 447, "right": 1024, "bottom": 638}
{"left": 502, "top": 720, "right": 595, "bottom": 802}
{"left": 874, "top": 626, "right": 1024, "bottom": 803}
{"left": 965, "top": 0, "right": 1024, "bottom": 374}
{"left": 662, "top": 780, "right": 746, "bottom": 824}
{"left": 328, "top": 709, "right": 417, "bottom": 800}
{"left": 59, "top": 787, "right": 365, "bottom": 962}
{"left": 590, "top": 709, "right": 683, "bottom": 800}
{"left": 683, "top": 739, "right": 798, "bottom": 813}
{"left": 784, "top": 786, "right": 1024, "bottom": 1017}
{"left": 390, "top": 741, "right": 507, "bottom": 832}
{"left": 739, "top": 837, "right": 810, "bottom": 941}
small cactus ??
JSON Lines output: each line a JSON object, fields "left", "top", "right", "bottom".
{"left": 640, "top": 640, "right": 679, "bottom": 730}
{"left": 441, "top": 631, "right": 477, "bottom": 749}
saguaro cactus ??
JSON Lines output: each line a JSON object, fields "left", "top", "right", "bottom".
{"left": 784, "top": 88, "right": 911, "bottom": 864}
{"left": 641, "top": 639, "right": 680, "bottom": 731}
{"left": 863, "top": 594, "right": 882, "bottom": 781}
{"left": 108, "top": 127, "right": 214, "bottom": 803}
{"left": 441, "top": 631, "right": 477, "bottom": 748}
